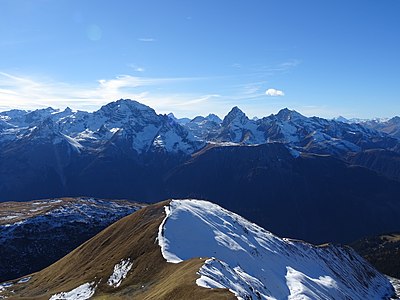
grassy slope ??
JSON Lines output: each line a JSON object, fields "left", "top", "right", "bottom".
{"left": 5, "top": 201, "right": 234, "bottom": 300}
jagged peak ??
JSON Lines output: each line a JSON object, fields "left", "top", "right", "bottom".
{"left": 30, "top": 107, "right": 57, "bottom": 114}
{"left": 230, "top": 106, "right": 245, "bottom": 114}
{"left": 64, "top": 107, "right": 73, "bottom": 113}
{"left": 167, "top": 112, "right": 176, "bottom": 120}
{"left": 205, "top": 113, "right": 222, "bottom": 123}
{"left": 222, "top": 106, "right": 248, "bottom": 126}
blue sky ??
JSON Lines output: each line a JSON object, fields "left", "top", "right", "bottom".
{"left": 0, "top": 0, "right": 399, "bottom": 119}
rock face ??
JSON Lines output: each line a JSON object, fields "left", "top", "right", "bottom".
{"left": 0, "top": 198, "right": 143, "bottom": 282}
{"left": 0, "top": 200, "right": 396, "bottom": 300}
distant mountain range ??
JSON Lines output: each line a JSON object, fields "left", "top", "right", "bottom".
{"left": 1, "top": 200, "right": 397, "bottom": 300}
{"left": 1, "top": 99, "right": 400, "bottom": 244}
{"left": 1, "top": 99, "right": 399, "bottom": 158}
{"left": 334, "top": 116, "right": 400, "bottom": 138}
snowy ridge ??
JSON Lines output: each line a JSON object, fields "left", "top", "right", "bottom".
{"left": 158, "top": 200, "right": 395, "bottom": 300}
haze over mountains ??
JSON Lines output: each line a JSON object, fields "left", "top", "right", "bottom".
{"left": 1, "top": 99, "right": 400, "bottom": 245}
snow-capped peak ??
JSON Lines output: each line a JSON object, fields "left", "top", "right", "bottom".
{"left": 333, "top": 116, "right": 350, "bottom": 123}
{"left": 275, "top": 108, "right": 305, "bottom": 121}
{"left": 97, "top": 99, "right": 157, "bottom": 118}
{"left": 158, "top": 199, "right": 395, "bottom": 300}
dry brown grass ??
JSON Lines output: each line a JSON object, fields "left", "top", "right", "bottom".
{"left": 4, "top": 200, "right": 234, "bottom": 300}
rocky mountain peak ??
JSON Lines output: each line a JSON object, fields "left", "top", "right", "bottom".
{"left": 99, "top": 99, "right": 155, "bottom": 116}
{"left": 275, "top": 108, "right": 305, "bottom": 121}
{"left": 205, "top": 113, "right": 222, "bottom": 123}
{"left": 222, "top": 106, "right": 248, "bottom": 126}
{"left": 63, "top": 107, "right": 73, "bottom": 114}
{"left": 389, "top": 116, "right": 400, "bottom": 124}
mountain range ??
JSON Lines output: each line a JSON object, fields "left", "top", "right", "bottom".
{"left": 1, "top": 99, "right": 400, "bottom": 244}
{"left": 1, "top": 199, "right": 398, "bottom": 300}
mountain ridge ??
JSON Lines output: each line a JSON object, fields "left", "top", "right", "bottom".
{"left": 1, "top": 199, "right": 397, "bottom": 299}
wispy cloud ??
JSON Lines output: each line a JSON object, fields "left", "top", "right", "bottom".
{"left": 0, "top": 65, "right": 298, "bottom": 118}
{"left": 128, "top": 64, "right": 145, "bottom": 72}
{"left": 231, "top": 60, "right": 300, "bottom": 77}
{"left": 276, "top": 59, "right": 301, "bottom": 71}
{"left": 265, "top": 88, "right": 285, "bottom": 96}
{"left": 0, "top": 71, "right": 220, "bottom": 115}
{"left": 138, "top": 38, "right": 156, "bottom": 42}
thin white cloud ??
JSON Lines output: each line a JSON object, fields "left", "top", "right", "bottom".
{"left": 128, "top": 64, "right": 145, "bottom": 72}
{"left": 277, "top": 59, "right": 301, "bottom": 70}
{"left": 265, "top": 88, "right": 285, "bottom": 97}
{"left": 0, "top": 71, "right": 218, "bottom": 115}
{"left": 138, "top": 38, "right": 156, "bottom": 42}
{"left": 135, "top": 67, "right": 145, "bottom": 72}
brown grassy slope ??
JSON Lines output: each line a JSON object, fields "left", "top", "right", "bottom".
{"left": 6, "top": 200, "right": 234, "bottom": 300}
{"left": 0, "top": 199, "right": 64, "bottom": 225}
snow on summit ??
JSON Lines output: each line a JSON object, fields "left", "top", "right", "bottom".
{"left": 158, "top": 199, "right": 396, "bottom": 300}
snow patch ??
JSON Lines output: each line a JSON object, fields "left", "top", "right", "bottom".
{"left": 17, "top": 277, "right": 31, "bottom": 284}
{"left": 107, "top": 258, "right": 133, "bottom": 288}
{"left": 0, "top": 282, "right": 13, "bottom": 290}
{"left": 109, "top": 127, "right": 120, "bottom": 134}
{"left": 0, "top": 216, "right": 18, "bottom": 221}
{"left": 388, "top": 277, "right": 400, "bottom": 299}
{"left": 2, "top": 220, "right": 26, "bottom": 228}
{"left": 49, "top": 282, "right": 96, "bottom": 300}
